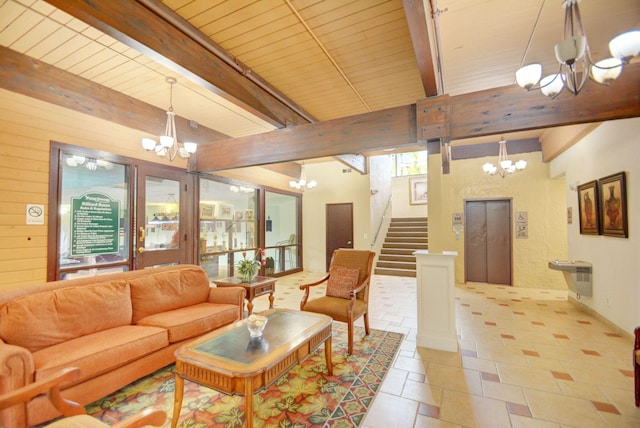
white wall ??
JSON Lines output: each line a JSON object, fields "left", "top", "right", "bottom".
{"left": 391, "top": 175, "right": 428, "bottom": 218}
{"left": 301, "top": 161, "right": 371, "bottom": 273}
{"left": 550, "top": 117, "right": 640, "bottom": 333}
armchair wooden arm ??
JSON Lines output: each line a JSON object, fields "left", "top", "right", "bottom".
{"left": 299, "top": 274, "right": 330, "bottom": 309}
{"left": 0, "top": 367, "right": 166, "bottom": 427}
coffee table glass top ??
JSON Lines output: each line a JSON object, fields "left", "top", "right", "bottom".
{"left": 193, "top": 310, "right": 321, "bottom": 364}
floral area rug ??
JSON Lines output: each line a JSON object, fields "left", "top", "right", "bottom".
{"left": 85, "top": 325, "right": 404, "bottom": 428}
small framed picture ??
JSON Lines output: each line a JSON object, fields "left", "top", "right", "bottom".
{"left": 244, "top": 209, "right": 254, "bottom": 221}
{"left": 409, "top": 177, "right": 427, "bottom": 205}
{"left": 577, "top": 180, "right": 599, "bottom": 235}
{"left": 234, "top": 210, "right": 244, "bottom": 220}
{"left": 218, "top": 204, "right": 233, "bottom": 219}
{"left": 599, "top": 172, "right": 628, "bottom": 238}
{"left": 199, "top": 203, "right": 215, "bottom": 220}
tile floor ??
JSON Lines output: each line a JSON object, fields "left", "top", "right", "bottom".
{"left": 247, "top": 272, "right": 640, "bottom": 428}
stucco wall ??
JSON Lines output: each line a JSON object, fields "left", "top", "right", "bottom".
{"left": 428, "top": 149, "right": 568, "bottom": 290}
{"left": 301, "top": 161, "right": 371, "bottom": 273}
{"left": 550, "top": 117, "right": 640, "bottom": 333}
{"left": 391, "top": 175, "right": 428, "bottom": 218}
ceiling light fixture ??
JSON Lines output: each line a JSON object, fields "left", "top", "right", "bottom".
{"left": 482, "top": 137, "right": 527, "bottom": 178}
{"left": 289, "top": 163, "right": 317, "bottom": 191}
{"left": 515, "top": 1, "right": 640, "bottom": 98}
{"left": 141, "top": 77, "right": 197, "bottom": 161}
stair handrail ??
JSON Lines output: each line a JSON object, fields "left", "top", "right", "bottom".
{"left": 371, "top": 194, "right": 392, "bottom": 248}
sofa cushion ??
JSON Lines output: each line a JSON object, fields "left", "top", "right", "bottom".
{"left": 129, "top": 267, "right": 210, "bottom": 323}
{"left": 0, "top": 280, "right": 132, "bottom": 352}
{"left": 33, "top": 325, "right": 168, "bottom": 385}
{"left": 136, "top": 302, "right": 239, "bottom": 343}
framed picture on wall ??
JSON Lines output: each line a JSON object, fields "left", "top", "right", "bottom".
{"left": 599, "top": 172, "right": 628, "bottom": 238}
{"left": 577, "top": 180, "right": 600, "bottom": 235}
{"left": 199, "top": 203, "right": 215, "bottom": 220}
{"left": 218, "top": 204, "right": 233, "bottom": 219}
{"left": 409, "top": 177, "right": 427, "bottom": 205}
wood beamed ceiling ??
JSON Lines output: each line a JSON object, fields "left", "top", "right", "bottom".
{"left": 0, "top": 0, "right": 638, "bottom": 174}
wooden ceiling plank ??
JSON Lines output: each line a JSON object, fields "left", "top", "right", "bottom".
{"left": 402, "top": 0, "right": 438, "bottom": 97}
{"left": 0, "top": 45, "right": 228, "bottom": 144}
{"left": 44, "top": 0, "right": 310, "bottom": 128}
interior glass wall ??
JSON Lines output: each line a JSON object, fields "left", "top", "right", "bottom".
{"left": 264, "top": 191, "right": 300, "bottom": 274}
{"left": 199, "top": 178, "right": 258, "bottom": 280}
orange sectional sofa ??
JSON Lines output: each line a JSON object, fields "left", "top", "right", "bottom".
{"left": 0, "top": 264, "right": 245, "bottom": 427}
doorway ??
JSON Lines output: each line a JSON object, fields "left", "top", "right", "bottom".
{"left": 325, "top": 203, "right": 354, "bottom": 271}
{"left": 49, "top": 143, "right": 195, "bottom": 280}
{"left": 464, "top": 198, "right": 512, "bottom": 285}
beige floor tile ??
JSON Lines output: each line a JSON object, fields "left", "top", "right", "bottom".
{"left": 439, "top": 389, "right": 511, "bottom": 428}
{"left": 525, "top": 388, "right": 606, "bottom": 426}
{"left": 363, "top": 391, "right": 419, "bottom": 428}
{"left": 256, "top": 272, "right": 636, "bottom": 428}
{"left": 497, "top": 363, "right": 563, "bottom": 394}
{"left": 482, "top": 380, "right": 527, "bottom": 405}
{"left": 401, "top": 378, "right": 443, "bottom": 406}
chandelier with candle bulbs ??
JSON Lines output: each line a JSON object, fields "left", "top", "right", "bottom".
{"left": 141, "top": 77, "right": 197, "bottom": 161}
{"left": 482, "top": 138, "right": 527, "bottom": 178}
{"left": 289, "top": 163, "right": 317, "bottom": 191}
{"left": 515, "top": 0, "right": 640, "bottom": 98}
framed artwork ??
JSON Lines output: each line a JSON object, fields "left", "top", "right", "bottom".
{"left": 577, "top": 180, "right": 599, "bottom": 235}
{"left": 199, "top": 203, "right": 215, "bottom": 220}
{"left": 599, "top": 172, "right": 628, "bottom": 238}
{"left": 244, "top": 209, "right": 254, "bottom": 221}
{"left": 409, "top": 177, "right": 427, "bottom": 205}
{"left": 218, "top": 204, "right": 233, "bottom": 219}
{"left": 234, "top": 210, "right": 244, "bottom": 220}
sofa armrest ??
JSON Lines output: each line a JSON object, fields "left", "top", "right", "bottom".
{"left": 208, "top": 287, "right": 246, "bottom": 319}
{"left": 0, "top": 342, "right": 35, "bottom": 427}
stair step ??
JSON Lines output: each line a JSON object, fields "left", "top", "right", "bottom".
{"left": 378, "top": 254, "right": 416, "bottom": 262}
{"left": 387, "top": 231, "right": 428, "bottom": 237}
{"left": 380, "top": 248, "right": 417, "bottom": 256}
{"left": 384, "top": 236, "right": 429, "bottom": 244}
{"left": 388, "top": 227, "right": 428, "bottom": 233}
{"left": 376, "top": 261, "right": 416, "bottom": 270}
{"left": 382, "top": 242, "right": 428, "bottom": 250}
{"left": 374, "top": 267, "right": 416, "bottom": 278}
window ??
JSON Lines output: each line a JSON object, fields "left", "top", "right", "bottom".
{"left": 391, "top": 151, "right": 428, "bottom": 177}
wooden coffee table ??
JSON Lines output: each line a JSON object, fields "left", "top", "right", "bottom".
{"left": 171, "top": 308, "right": 333, "bottom": 428}
{"left": 214, "top": 276, "right": 276, "bottom": 315}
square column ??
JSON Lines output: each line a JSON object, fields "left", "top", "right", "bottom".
{"left": 414, "top": 250, "right": 458, "bottom": 352}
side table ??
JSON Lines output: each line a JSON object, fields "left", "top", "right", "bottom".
{"left": 214, "top": 276, "right": 276, "bottom": 315}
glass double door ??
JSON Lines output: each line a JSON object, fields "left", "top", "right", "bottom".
{"left": 52, "top": 144, "right": 194, "bottom": 280}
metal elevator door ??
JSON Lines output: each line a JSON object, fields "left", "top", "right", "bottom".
{"left": 465, "top": 199, "right": 512, "bottom": 285}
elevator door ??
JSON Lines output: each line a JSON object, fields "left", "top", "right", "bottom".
{"left": 465, "top": 199, "right": 512, "bottom": 285}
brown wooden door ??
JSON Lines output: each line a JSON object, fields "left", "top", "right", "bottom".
{"left": 135, "top": 164, "right": 195, "bottom": 269}
{"left": 325, "top": 203, "right": 354, "bottom": 271}
{"left": 465, "top": 199, "right": 512, "bottom": 285}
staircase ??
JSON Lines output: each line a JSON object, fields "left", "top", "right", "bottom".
{"left": 374, "top": 217, "right": 428, "bottom": 277}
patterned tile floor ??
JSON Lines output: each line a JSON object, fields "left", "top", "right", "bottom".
{"left": 247, "top": 272, "right": 640, "bottom": 428}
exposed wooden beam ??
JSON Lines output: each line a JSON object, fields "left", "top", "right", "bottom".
{"left": 196, "top": 105, "right": 417, "bottom": 172}
{"left": 0, "top": 46, "right": 227, "bottom": 143}
{"left": 444, "top": 64, "right": 640, "bottom": 139}
{"left": 403, "top": 0, "right": 439, "bottom": 97}
{"left": 197, "top": 64, "right": 639, "bottom": 171}
{"left": 260, "top": 163, "right": 302, "bottom": 180}
{"left": 45, "top": 0, "right": 311, "bottom": 129}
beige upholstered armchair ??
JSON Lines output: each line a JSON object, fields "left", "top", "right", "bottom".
{"left": 300, "top": 249, "right": 375, "bottom": 354}
{"left": 0, "top": 367, "right": 166, "bottom": 428}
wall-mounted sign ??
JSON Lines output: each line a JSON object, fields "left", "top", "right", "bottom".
{"left": 71, "top": 192, "right": 119, "bottom": 256}
{"left": 516, "top": 211, "right": 528, "bottom": 239}
{"left": 26, "top": 204, "right": 44, "bottom": 225}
